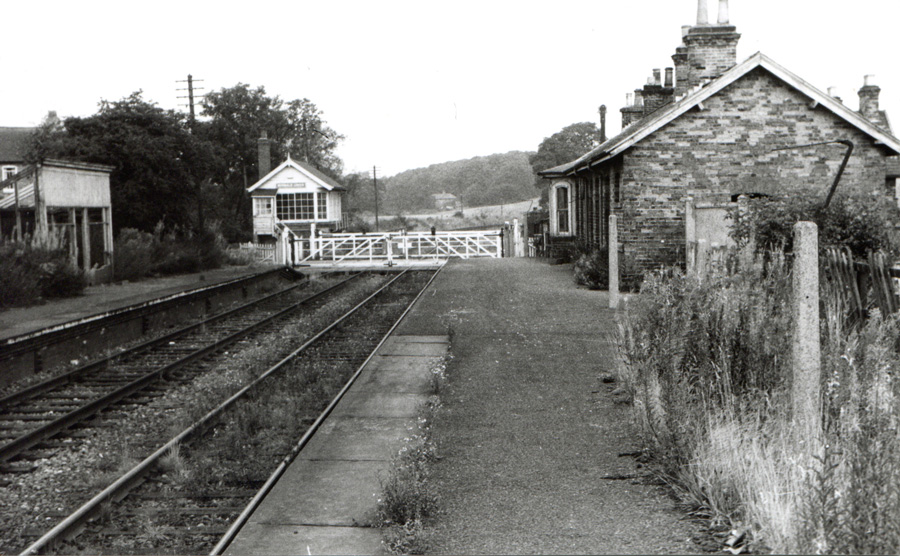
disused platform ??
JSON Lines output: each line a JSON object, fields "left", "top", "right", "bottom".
{"left": 220, "top": 258, "right": 702, "bottom": 555}
{"left": 0, "top": 264, "right": 276, "bottom": 342}
{"left": 223, "top": 334, "right": 449, "bottom": 555}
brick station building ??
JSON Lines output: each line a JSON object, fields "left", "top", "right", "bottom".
{"left": 540, "top": 0, "right": 900, "bottom": 281}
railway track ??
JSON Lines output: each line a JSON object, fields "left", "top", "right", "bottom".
{"left": 0, "top": 273, "right": 366, "bottom": 471}
{"left": 17, "top": 268, "right": 437, "bottom": 555}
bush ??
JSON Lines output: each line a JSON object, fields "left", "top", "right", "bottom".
{"left": 573, "top": 248, "right": 609, "bottom": 290}
{"left": 114, "top": 228, "right": 155, "bottom": 282}
{"left": 0, "top": 235, "right": 86, "bottom": 307}
{"left": 113, "top": 224, "right": 229, "bottom": 282}
{"left": 729, "top": 193, "right": 900, "bottom": 258}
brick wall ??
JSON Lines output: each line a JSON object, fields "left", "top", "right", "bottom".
{"left": 611, "top": 66, "right": 894, "bottom": 281}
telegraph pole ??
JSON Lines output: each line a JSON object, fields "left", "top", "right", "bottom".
{"left": 176, "top": 74, "right": 204, "bottom": 130}
{"left": 373, "top": 165, "right": 380, "bottom": 232}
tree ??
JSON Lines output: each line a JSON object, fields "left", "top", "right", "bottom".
{"left": 529, "top": 122, "right": 604, "bottom": 175}
{"left": 530, "top": 122, "right": 605, "bottom": 206}
{"left": 285, "top": 99, "right": 345, "bottom": 178}
{"left": 29, "top": 92, "right": 218, "bottom": 234}
{"left": 200, "top": 85, "right": 345, "bottom": 240}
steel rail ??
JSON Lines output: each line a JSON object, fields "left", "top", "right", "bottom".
{"left": 19, "top": 269, "right": 419, "bottom": 556}
{"left": 210, "top": 265, "right": 443, "bottom": 555}
{"left": 0, "top": 274, "right": 363, "bottom": 464}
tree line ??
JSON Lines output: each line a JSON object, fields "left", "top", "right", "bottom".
{"left": 27, "top": 86, "right": 343, "bottom": 242}
{"left": 26, "top": 82, "right": 602, "bottom": 240}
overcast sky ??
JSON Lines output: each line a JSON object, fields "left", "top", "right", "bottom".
{"left": 2, "top": 0, "right": 898, "bottom": 177}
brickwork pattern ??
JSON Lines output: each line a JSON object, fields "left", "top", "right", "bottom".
{"left": 606, "top": 67, "right": 892, "bottom": 281}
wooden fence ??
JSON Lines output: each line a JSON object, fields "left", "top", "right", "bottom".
{"left": 822, "top": 246, "right": 900, "bottom": 322}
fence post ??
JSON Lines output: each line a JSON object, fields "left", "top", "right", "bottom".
{"left": 792, "top": 221, "right": 821, "bottom": 437}
{"left": 685, "top": 198, "right": 696, "bottom": 273}
{"left": 609, "top": 214, "right": 619, "bottom": 310}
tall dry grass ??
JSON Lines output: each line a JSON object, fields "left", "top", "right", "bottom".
{"left": 616, "top": 247, "right": 900, "bottom": 554}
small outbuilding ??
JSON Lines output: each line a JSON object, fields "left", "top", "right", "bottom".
{"left": 0, "top": 159, "right": 115, "bottom": 284}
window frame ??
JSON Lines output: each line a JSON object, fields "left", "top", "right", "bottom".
{"left": 556, "top": 185, "right": 570, "bottom": 234}
{"left": 253, "top": 197, "right": 273, "bottom": 216}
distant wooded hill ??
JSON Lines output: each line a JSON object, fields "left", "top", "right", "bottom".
{"left": 380, "top": 151, "right": 539, "bottom": 214}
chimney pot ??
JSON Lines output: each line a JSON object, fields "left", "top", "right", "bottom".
{"left": 717, "top": 0, "right": 729, "bottom": 24}
{"left": 634, "top": 90, "right": 644, "bottom": 107}
{"left": 599, "top": 105, "right": 607, "bottom": 142}
{"left": 653, "top": 68, "right": 662, "bottom": 85}
{"left": 864, "top": 74, "right": 876, "bottom": 87}
{"left": 664, "top": 67, "right": 674, "bottom": 87}
{"left": 682, "top": 25, "right": 692, "bottom": 38}
{"left": 626, "top": 92, "right": 634, "bottom": 106}
{"left": 696, "top": 0, "right": 709, "bottom": 25}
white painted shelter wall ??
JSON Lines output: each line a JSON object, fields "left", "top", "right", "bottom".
{"left": 41, "top": 166, "right": 111, "bottom": 207}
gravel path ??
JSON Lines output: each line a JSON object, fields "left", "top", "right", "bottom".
{"left": 397, "top": 258, "right": 703, "bottom": 554}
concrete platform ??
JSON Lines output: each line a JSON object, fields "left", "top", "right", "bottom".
{"left": 0, "top": 264, "right": 273, "bottom": 341}
{"left": 223, "top": 334, "right": 449, "bottom": 556}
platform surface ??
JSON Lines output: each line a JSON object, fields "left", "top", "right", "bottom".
{"left": 223, "top": 334, "right": 448, "bottom": 556}
{"left": 223, "top": 258, "right": 703, "bottom": 555}
{"left": 0, "top": 264, "right": 272, "bottom": 341}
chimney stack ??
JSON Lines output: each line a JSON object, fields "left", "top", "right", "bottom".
{"left": 858, "top": 75, "right": 889, "bottom": 129}
{"left": 599, "top": 105, "right": 607, "bottom": 142}
{"left": 258, "top": 131, "right": 271, "bottom": 179}
{"left": 621, "top": 92, "right": 644, "bottom": 128}
{"left": 681, "top": 0, "right": 740, "bottom": 90}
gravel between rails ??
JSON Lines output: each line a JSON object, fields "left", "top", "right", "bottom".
{"left": 0, "top": 274, "right": 388, "bottom": 555}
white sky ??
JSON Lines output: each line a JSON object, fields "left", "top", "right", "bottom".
{"left": 2, "top": 1, "right": 898, "bottom": 177}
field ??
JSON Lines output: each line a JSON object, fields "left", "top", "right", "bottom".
{"left": 355, "top": 198, "right": 541, "bottom": 231}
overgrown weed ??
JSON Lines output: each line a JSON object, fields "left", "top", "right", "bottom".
{"left": 615, "top": 246, "right": 900, "bottom": 553}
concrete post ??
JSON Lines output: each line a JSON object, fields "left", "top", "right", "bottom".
{"left": 609, "top": 215, "right": 619, "bottom": 309}
{"left": 685, "top": 198, "right": 696, "bottom": 273}
{"left": 513, "top": 218, "right": 523, "bottom": 257}
{"left": 792, "top": 222, "right": 821, "bottom": 436}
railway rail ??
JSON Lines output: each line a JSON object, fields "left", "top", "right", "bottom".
{"left": 17, "top": 268, "right": 437, "bottom": 555}
{"left": 0, "top": 273, "right": 364, "bottom": 470}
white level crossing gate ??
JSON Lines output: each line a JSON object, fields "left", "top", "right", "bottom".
{"left": 295, "top": 230, "right": 502, "bottom": 264}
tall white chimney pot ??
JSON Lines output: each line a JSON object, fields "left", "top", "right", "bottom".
{"left": 696, "top": 0, "right": 709, "bottom": 25}
{"left": 717, "top": 0, "right": 729, "bottom": 25}
{"left": 864, "top": 74, "right": 876, "bottom": 86}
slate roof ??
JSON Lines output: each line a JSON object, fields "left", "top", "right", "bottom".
{"left": 540, "top": 53, "right": 900, "bottom": 178}
{"left": 248, "top": 156, "right": 346, "bottom": 192}
{"left": 0, "top": 127, "right": 36, "bottom": 164}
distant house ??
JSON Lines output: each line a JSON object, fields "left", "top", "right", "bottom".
{"left": 247, "top": 134, "right": 346, "bottom": 244}
{"left": 540, "top": 0, "right": 900, "bottom": 281}
{"left": 432, "top": 192, "right": 459, "bottom": 211}
{"left": 0, "top": 159, "right": 115, "bottom": 283}
{"left": 0, "top": 126, "right": 37, "bottom": 189}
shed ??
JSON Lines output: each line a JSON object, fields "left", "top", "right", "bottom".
{"left": 0, "top": 159, "right": 115, "bottom": 284}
